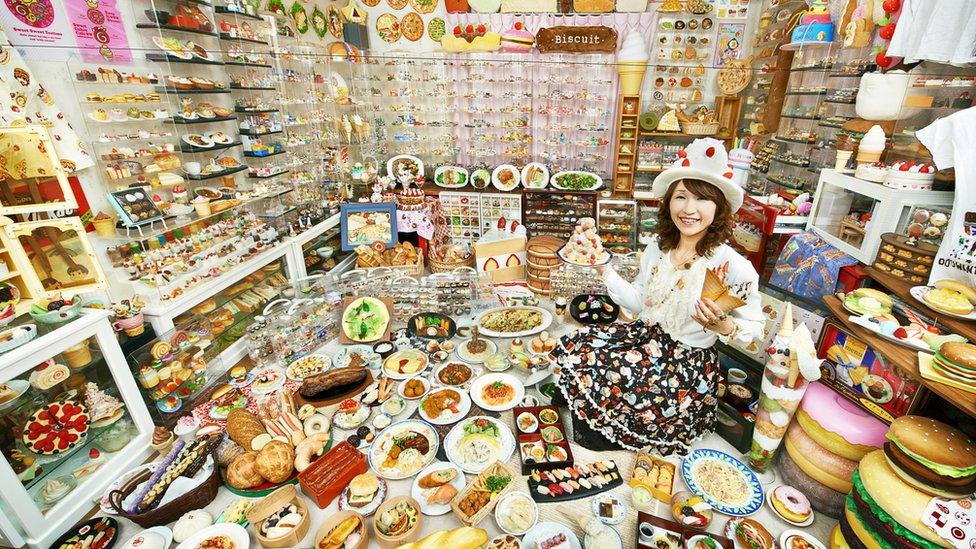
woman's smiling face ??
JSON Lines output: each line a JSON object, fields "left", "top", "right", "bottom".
{"left": 669, "top": 181, "right": 717, "bottom": 238}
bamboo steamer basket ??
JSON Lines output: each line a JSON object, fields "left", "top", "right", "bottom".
{"left": 314, "top": 510, "right": 368, "bottom": 549}
{"left": 373, "top": 495, "right": 423, "bottom": 547}
{"left": 246, "top": 484, "right": 311, "bottom": 548}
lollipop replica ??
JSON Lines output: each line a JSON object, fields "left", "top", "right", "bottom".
{"left": 748, "top": 304, "right": 822, "bottom": 473}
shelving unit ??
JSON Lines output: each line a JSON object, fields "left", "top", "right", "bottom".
{"left": 612, "top": 95, "right": 640, "bottom": 196}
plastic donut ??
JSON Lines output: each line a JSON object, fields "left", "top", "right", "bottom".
{"left": 786, "top": 422, "right": 857, "bottom": 488}
{"left": 294, "top": 432, "right": 331, "bottom": 472}
{"left": 777, "top": 450, "right": 846, "bottom": 519}
{"left": 303, "top": 413, "right": 331, "bottom": 437}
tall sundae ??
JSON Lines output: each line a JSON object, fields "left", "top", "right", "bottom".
{"left": 617, "top": 30, "right": 649, "bottom": 96}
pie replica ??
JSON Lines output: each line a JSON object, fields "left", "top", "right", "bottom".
{"left": 23, "top": 400, "right": 91, "bottom": 455}
{"left": 717, "top": 60, "right": 752, "bottom": 96}
{"left": 342, "top": 297, "right": 391, "bottom": 343}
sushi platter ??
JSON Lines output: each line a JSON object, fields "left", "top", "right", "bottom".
{"left": 526, "top": 460, "right": 622, "bottom": 503}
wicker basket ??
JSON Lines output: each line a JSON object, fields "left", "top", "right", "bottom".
{"left": 428, "top": 253, "right": 474, "bottom": 274}
{"left": 108, "top": 453, "right": 220, "bottom": 528}
{"left": 364, "top": 254, "right": 425, "bottom": 277}
{"left": 681, "top": 121, "right": 720, "bottom": 136}
{"left": 450, "top": 461, "right": 517, "bottom": 526}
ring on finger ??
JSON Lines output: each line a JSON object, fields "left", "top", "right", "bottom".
{"left": 719, "top": 313, "right": 728, "bottom": 321}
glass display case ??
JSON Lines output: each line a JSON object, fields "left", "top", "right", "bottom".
{"left": 127, "top": 314, "right": 223, "bottom": 426}
{"left": 807, "top": 169, "right": 954, "bottom": 264}
{"left": 522, "top": 189, "right": 596, "bottom": 241}
{"left": 299, "top": 224, "right": 354, "bottom": 278}
{"left": 0, "top": 311, "right": 152, "bottom": 548}
{"left": 597, "top": 199, "right": 637, "bottom": 253}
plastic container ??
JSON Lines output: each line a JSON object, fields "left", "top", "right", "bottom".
{"left": 297, "top": 441, "right": 367, "bottom": 509}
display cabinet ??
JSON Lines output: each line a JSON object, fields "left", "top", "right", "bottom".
{"left": 522, "top": 189, "right": 596, "bottom": 241}
{"left": 0, "top": 126, "right": 78, "bottom": 216}
{"left": 597, "top": 199, "right": 637, "bottom": 253}
{"left": 807, "top": 170, "right": 954, "bottom": 264}
{"left": 297, "top": 222, "right": 354, "bottom": 278}
{"left": 0, "top": 310, "right": 153, "bottom": 548}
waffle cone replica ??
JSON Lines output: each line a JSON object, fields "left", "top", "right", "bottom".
{"left": 701, "top": 268, "right": 746, "bottom": 314}
{"left": 617, "top": 30, "right": 648, "bottom": 95}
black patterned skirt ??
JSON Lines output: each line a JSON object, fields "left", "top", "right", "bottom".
{"left": 553, "top": 320, "right": 719, "bottom": 456}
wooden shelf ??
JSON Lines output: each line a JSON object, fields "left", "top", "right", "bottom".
{"left": 866, "top": 266, "right": 976, "bottom": 342}
{"left": 823, "top": 295, "right": 976, "bottom": 419}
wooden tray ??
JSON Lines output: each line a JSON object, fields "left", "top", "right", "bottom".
{"left": 293, "top": 370, "right": 374, "bottom": 409}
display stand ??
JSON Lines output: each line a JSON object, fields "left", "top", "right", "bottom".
{"left": 612, "top": 95, "right": 640, "bottom": 196}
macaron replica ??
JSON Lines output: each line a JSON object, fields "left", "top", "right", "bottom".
{"left": 847, "top": 450, "right": 955, "bottom": 549}
{"left": 500, "top": 22, "right": 534, "bottom": 53}
{"left": 883, "top": 415, "right": 976, "bottom": 498}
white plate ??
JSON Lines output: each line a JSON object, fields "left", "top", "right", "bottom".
{"left": 434, "top": 165, "right": 469, "bottom": 189}
{"left": 765, "top": 486, "right": 815, "bottom": 527}
{"left": 445, "top": 415, "right": 516, "bottom": 474}
{"left": 250, "top": 366, "right": 285, "bottom": 394}
{"left": 0, "top": 379, "right": 29, "bottom": 412}
{"left": 780, "top": 529, "right": 826, "bottom": 549}
{"left": 522, "top": 521, "right": 582, "bottom": 549}
{"left": 333, "top": 405, "right": 370, "bottom": 430}
{"left": 495, "top": 491, "right": 538, "bottom": 535}
{"left": 383, "top": 349, "right": 430, "bottom": 380}
{"left": 586, "top": 526, "right": 623, "bottom": 549}
{"left": 397, "top": 377, "right": 431, "bottom": 401}
{"left": 418, "top": 387, "right": 471, "bottom": 425}
{"left": 181, "top": 134, "right": 214, "bottom": 149}
{"left": 549, "top": 170, "right": 603, "bottom": 191}
{"left": 368, "top": 419, "right": 439, "bottom": 480}
{"left": 410, "top": 461, "right": 466, "bottom": 516}
{"left": 175, "top": 523, "right": 249, "bottom": 549}
{"left": 470, "top": 373, "right": 525, "bottom": 412}
{"left": 338, "top": 476, "right": 388, "bottom": 516}
{"left": 847, "top": 315, "right": 933, "bottom": 352}
{"left": 151, "top": 36, "right": 192, "bottom": 59}
{"left": 387, "top": 154, "right": 424, "bottom": 182}
{"left": 119, "top": 526, "right": 172, "bottom": 549}
{"left": 910, "top": 285, "right": 976, "bottom": 319}
{"left": 591, "top": 494, "right": 626, "bottom": 525}
{"left": 476, "top": 306, "right": 553, "bottom": 338}
{"left": 206, "top": 131, "right": 234, "bottom": 144}
{"left": 492, "top": 164, "right": 521, "bottom": 191}
{"left": 285, "top": 354, "right": 332, "bottom": 382}
{"left": 456, "top": 338, "right": 498, "bottom": 364}
{"left": 431, "top": 362, "right": 481, "bottom": 388}
{"left": 557, "top": 245, "right": 613, "bottom": 267}
{"left": 521, "top": 162, "right": 550, "bottom": 189}
{"left": 335, "top": 345, "right": 383, "bottom": 370}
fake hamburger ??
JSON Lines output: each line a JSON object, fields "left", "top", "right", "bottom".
{"left": 883, "top": 415, "right": 976, "bottom": 498}
{"left": 846, "top": 450, "right": 954, "bottom": 549}
{"left": 347, "top": 472, "right": 379, "bottom": 508}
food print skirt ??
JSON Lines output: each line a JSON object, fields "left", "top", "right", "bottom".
{"left": 553, "top": 320, "right": 720, "bottom": 456}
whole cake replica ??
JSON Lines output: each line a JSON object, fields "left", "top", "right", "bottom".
{"left": 883, "top": 160, "right": 937, "bottom": 190}
{"left": 500, "top": 22, "right": 534, "bottom": 53}
{"left": 23, "top": 400, "right": 91, "bottom": 455}
{"left": 790, "top": 0, "right": 834, "bottom": 44}
{"left": 560, "top": 218, "right": 610, "bottom": 265}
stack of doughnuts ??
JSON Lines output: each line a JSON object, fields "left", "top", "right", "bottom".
{"left": 777, "top": 382, "right": 887, "bottom": 518}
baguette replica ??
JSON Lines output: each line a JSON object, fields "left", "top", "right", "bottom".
{"left": 299, "top": 366, "right": 368, "bottom": 399}
{"left": 395, "top": 527, "right": 488, "bottom": 549}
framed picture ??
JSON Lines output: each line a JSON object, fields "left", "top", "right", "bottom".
{"left": 4, "top": 217, "right": 108, "bottom": 298}
{"left": 340, "top": 202, "right": 398, "bottom": 251}
{"left": 0, "top": 125, "right": 78, "bottom": 216}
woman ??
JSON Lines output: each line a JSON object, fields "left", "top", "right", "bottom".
{"left": 553, "top": 138, "right": 764, "bottom": 455}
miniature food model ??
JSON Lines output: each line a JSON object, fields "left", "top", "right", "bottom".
{"left": 925, "top": 279, "right": 976, "bottom": 315}
{"left": 561, "top": 218, "right": 609, "bottom": 265}
{"left": 500, "top": 22, "right": 534, "bottom": 53}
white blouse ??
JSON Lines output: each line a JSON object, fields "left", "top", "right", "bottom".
{"left": 603, "top": 237, "right": 765, "bottom": 349}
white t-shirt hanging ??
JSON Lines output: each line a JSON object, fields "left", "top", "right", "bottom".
{"left": 916, "top": 107, "right": 976, "bottom": 286}
{"left": 888, "top": 0, "right": 976, "bottom": 65}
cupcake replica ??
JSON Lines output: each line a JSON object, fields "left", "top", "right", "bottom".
{"left": 884, "top": 161, "right": 937, "bottom": 190}
{"left": 559, "top": 218, "right": 610, "bottom": 265}
{"left": 748, "top": 304, "right": 822, "bottom": 473}
{"left": 617, "top": 30, "right": 649, "bottom": 96}
{"left": 500, "top": 22, "right": 534, "bottom": 53}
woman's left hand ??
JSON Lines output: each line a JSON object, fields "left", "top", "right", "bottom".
{"left": 693, "top": 298, "right": 735, "bottom": 336}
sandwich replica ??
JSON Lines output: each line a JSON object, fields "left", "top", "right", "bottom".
{"left": 931, "top": 341, "right": 976, "bottom": 384}
{"left": 347, "top": 472, "right": 380, "bottom": 508}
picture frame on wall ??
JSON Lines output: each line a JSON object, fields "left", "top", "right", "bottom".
{"left": 340, "top": 202, "right": 398, "bottom": 251}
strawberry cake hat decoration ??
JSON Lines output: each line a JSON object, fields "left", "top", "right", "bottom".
{"left": 651, "top": 137, "right": 745, "bottom": 210}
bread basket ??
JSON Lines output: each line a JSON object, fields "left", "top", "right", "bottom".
{"left": 246, "top": 484, "right": 310, "bottom": 548}
{"left": 108, "top": 451, "right": 220, "bottom": 528}
{"left": 314, "top": 510, "right": 368, "bottom": 549}
{"left": 372, "top": 495, "right": 424, "bottom": 547}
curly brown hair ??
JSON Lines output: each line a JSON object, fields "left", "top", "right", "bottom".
{"left": 656, "top": 179, "right": 735, "bottom": 258}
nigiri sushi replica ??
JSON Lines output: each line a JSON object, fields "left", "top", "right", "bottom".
{"left": 529, "top": 460, "right": 621, "bottom": 501}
